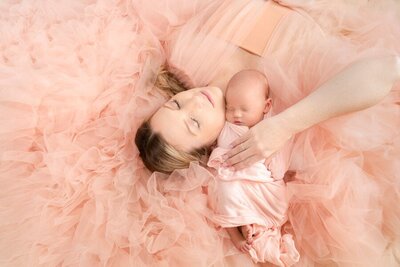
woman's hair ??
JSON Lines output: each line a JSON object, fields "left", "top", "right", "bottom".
{"left": 135, "top": 65, "right": 210, "bottom": 174}
{"left": 135, "top": 121, "right": 209, "bottom": 174}
{"left": 154, "top": 65, "right": 187, "bottom": 96}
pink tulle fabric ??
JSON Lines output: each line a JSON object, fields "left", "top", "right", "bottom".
{"left": 207, "top": 122, "right": 299, "bottom": 265}
{"left": 0, "top": 0, "right": 399, "bottom": 266}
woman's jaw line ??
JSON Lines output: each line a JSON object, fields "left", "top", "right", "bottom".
{"left": 209, "top": 86, "right": 225, "bottom": 110}
{"left": 201, "top": 91, "right": 214, "bottom": 107}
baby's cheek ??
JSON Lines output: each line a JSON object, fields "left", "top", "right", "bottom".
{"left": 247, "top": 113, "right": 263, "bottom": 127}
{"left": 226, "top": 111, "right": 234, "bottom": 123}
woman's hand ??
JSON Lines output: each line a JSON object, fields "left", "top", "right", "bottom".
{"left": 223, "top": 115, "right": 294, "bottom": 170}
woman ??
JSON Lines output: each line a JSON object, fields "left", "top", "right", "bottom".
{"left": 0, "top": 0, "right": 398, "bottom": 266}
{"left": 136, "top": 0, "right": 400, "bottom": 265}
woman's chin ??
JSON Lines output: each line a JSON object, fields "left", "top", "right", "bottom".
{"left": 212, "top": 87, "right": 226, "bottom": 110}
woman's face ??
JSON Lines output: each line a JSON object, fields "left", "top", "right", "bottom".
{"left": 150, "top": 87, "right": 225, "bottom": 151}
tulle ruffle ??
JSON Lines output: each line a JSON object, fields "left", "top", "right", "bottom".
{"left": 0, "top": 0, "right": 399, "bottom": 266}
{"left": 0, "top": 1, "right": 252, "bottom": 266}
{"left": 162, "top": 0, "right": 400, "bottom": 266}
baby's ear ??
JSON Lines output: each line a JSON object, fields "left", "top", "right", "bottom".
{"left": 263, "top": 98, "right": 272, "bottom": 113}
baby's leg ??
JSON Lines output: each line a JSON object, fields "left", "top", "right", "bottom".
{"left": 226, "top": 227, "right": 252, "bottom": 253}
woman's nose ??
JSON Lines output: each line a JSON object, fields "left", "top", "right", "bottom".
{"left": 187, "top": 95, "right": 204, "bottom": 109}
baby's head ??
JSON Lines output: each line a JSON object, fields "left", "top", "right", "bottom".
{"left": 225, "top": 69, "right": 271, "bottom": 127}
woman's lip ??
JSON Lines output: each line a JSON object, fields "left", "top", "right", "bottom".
{"left": 201, "top": 91, "right": 214, "bottom": 107}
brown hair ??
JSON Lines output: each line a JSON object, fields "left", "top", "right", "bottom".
{"left": 154, "top": 65, "right": 187, "bottom": 96}
{"left": 135, "top": 121, "right": 209, "bottom": 174}
{"left": 135, "top": 65, "right": 210, "bottom": 174}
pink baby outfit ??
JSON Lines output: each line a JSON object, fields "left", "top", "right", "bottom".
{"left": 207, "top": 122, "right": 299, "bottom": 266}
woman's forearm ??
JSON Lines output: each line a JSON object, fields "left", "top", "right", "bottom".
{"left": 279, "top": 56, "right": 400, "bottom": 134}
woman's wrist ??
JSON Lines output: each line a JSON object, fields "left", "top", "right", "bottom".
{"left": 273, "top": 106, "right": 309, "bottom": 137}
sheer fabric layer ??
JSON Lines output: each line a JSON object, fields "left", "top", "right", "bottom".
{"left": 166, "top": 0, "right": 400, "bottom": 266}
{"left": 0, "top": 0, "right": 399, "bottom": 267}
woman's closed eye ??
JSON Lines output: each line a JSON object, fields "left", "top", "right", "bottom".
{"left": 169, "top": 99, "right": 200, "bottom": 130}
{"left": 191, "top": 117, "right": 200, "bottom": 129}
{"left": 172, "top": 99, "right": 181, "bottom": 109}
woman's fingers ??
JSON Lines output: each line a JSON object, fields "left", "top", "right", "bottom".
{"left": 224, "top": 143, "right": 253, "bottom": 166}
{"left": 228, "top": 133, "right": 250, "bottom": 150}
{"left": 230, "top": 155, "right": 263, "bottom": 170}
{"left": 224, "top": 139, "right": 252, "bottom": 160}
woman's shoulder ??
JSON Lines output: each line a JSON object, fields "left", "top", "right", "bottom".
{"left": 166, "top": 0, "right": 268, "bottom": 88}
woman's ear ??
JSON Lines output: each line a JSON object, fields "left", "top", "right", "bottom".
{"left": 263, "top": 98, "right": 273, "bottom": 114}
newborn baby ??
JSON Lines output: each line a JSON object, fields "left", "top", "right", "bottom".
{"left": 207, "top": 70, "right": 299, "bottom": 266}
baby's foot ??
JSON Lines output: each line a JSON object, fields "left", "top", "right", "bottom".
{"left": 241, "top": 225, "right": 254, "bottom": 244}
{"left": 252, "top": 228, "right": 263, "bottom": 240}
{"left": 231, "top": 232, "right": 252, "bottom": 253}
{"left": 241, "top": 224, "right": 263, "bottom": 244}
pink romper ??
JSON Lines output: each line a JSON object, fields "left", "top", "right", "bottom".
{"left": 207, "top": 122, "right": 299, "bottom": 266}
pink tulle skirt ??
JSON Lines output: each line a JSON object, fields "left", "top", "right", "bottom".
{"left": 0, "top": 0, "right": 399, "bottom": 266}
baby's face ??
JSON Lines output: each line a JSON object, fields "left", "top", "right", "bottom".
{"left": 225, "top": 83, "right": 269, "bottom": 127}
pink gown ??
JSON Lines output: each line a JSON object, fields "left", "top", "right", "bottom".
{"left": 0, "top": 0, "right": 399, "bottom": 266}
{"left": 207, "top": 122, "right": 300, "bottom": 266}
{"left": 163, "top": 1, "right": 400, "bottom": 266}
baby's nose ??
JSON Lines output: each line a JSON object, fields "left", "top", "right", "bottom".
{"left": 233, "top": 110, "right": 242, "bottom": 117}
